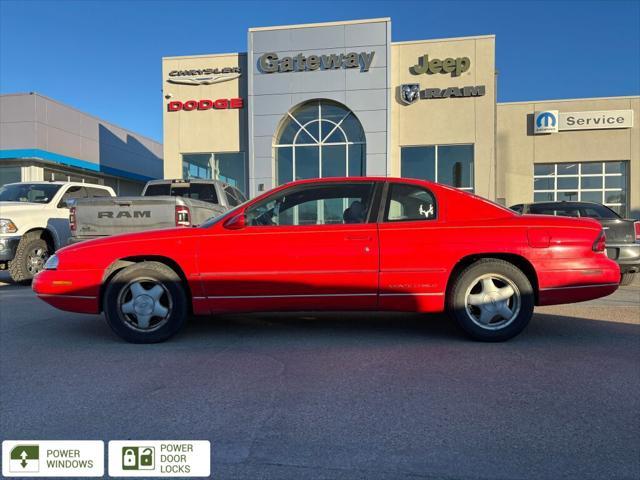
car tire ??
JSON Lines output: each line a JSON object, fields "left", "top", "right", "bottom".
{"left": 8, "top": 232, "right": 51, "bottom": 284}
{"left": 447, "top": 259, "right": 534, "bottom": 342}
{"left": 620, "top": 272, "right": 635, "bottom": 286}
{"left": 103, "top": 261, "right": 188, "bottom": 343}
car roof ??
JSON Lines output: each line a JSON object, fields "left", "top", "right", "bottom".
{"left": 4, "top": 181, "right": 112, "bottom": 188}
{"left": 524, "top": 201, "right": 604, "bottom": 207}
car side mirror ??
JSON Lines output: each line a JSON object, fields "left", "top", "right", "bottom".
{"left": 224, "top": 213, "right": 247, "bottom": 230}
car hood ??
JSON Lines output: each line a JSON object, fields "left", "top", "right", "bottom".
{"left": 0, "top": 201, "right": 51, "bottom": 214}
{"left": 58, "top": 227, "right": 199, "bottom": 254}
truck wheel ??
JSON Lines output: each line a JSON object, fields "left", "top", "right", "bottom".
{"left": 103, "top": 262, "right": 188, "bottom": 343}
{"left": 8, "top": 232, "right": 51, "bottom": 284}
{"left": 447, "top": 259, "right": 534, "bottom": 342}
{"left": 620, "top": 272, "right": 635, "bottom": 286}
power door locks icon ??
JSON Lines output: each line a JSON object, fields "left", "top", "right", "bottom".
{"left": 122, "top": 446, "right": 155, "bottom": 470}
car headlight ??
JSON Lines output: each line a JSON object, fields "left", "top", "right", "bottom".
{"left": 0, "top": 219, "right": 18, "bottom": 234}
{"left": 44, "top": 254, "right": 59, "bottom": 270}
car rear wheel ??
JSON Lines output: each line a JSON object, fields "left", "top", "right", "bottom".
{"left": 103, "top": 262, "right": 188, "bottom": 343}
{"left": 620, "top": 272, "right": 636, "bottom": 286}
{"left": 447, "top": 259, "right": 534, "bottom": 341}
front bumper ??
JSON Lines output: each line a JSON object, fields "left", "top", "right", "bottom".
{"left": 0, "top": 235, "right": 21, "bottom": 261}
{"left": 32, "top": 268, "right": 102, "bottom": 314}
{"left": 606, "top": 243, "right": 640, "bottom": 273}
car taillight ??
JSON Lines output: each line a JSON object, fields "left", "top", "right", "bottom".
{"left": 635, "top": 221, "right": 640, "bottom": 242}
{"left": 69, "top": 206, "right": 77, "bottom": 232}
{"left": 592, "top": 230, "right": 606, "bottom": 252}
{"left": 175, "top": 205, "right": 190, "bottom": 227}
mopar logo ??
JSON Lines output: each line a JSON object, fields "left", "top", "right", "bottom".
{"left": 98, "top": 211, "right": 151, "bottom": 219}
{"left": 536, "top": 111, "right": 556, "bottom": 128}
{"left": 534, "top": 110, "right": 559, "bottom": 134}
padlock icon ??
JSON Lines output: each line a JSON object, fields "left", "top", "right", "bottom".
{"left": 122, "top": 448, "right": 137, "bottom": 469}
{"left": 139, "top": 447, "right": 154, "bottom": 470}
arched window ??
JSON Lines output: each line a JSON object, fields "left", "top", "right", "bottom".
{"left": 274, "top": 100, "right": 366, "bottom": 185}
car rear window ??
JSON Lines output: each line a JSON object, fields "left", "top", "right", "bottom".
{"left": 579, "top": 205, "right": 620, "bottom": 219}
{"left": 170, "top": 184, "right": 218, "bottom": 203}
{"left": 529, "top": 205, "right": 580, "bottom": 217}
{"left": 144, "top": 184, "right": 171, "bottom": 196}
{"left": 143, "top": 183, "right": 218, "bottom": 204}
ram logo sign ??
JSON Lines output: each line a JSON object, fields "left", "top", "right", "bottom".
{"left": 534, "top": 111, "right": 559, "bottom": 134}
{"left": 98, "top": 211, "right": 151, "bottom": 219}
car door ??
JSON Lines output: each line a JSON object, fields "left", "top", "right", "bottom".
{"left": 196, "top": 181, "right": 380, "bottom": 313}
{"left": 52, "top": 186, "right": 88, "bottom": 248}
{"left": 377, "top": 182, "right": 447, "bottom": 313}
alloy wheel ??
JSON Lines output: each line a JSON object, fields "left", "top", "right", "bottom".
{"left": 118, "top": 278, "right": 172, "bottom": 332}
{"left": 464, "top": 273, "right": 521, "bottom": 330}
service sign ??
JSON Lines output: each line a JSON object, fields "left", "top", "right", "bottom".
{"left": 534, "top": 109, "right": 633, "bottom": 134}
{"left": 561, "top": 110, "right": 633, "bottom": 131}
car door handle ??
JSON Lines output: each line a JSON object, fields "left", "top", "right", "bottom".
{"left": 345, "top": 235, "right": 372, "bottom": 241}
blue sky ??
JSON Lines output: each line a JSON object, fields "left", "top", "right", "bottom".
{"left": 1, "top": 0, "right": 638, "bottom": 142}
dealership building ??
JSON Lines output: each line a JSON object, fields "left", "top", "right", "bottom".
{"left": 161, "top": 17, "right": 632, "bottom": 217}
{"left": 0, "top": 92, "right": 163, "bottom": 194}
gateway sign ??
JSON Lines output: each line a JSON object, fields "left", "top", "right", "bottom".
{"left": 534, "top": 110, "right": 634, "bottom": 134}
{"left": 258, "top": 51, "right": 375, "bottom": 73}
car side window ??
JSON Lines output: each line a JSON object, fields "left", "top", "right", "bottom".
{"left": 384, "top": 183, "right": 437, "bottom": 222}
{"left": 232, "top": 187, "right": 247, "bottom": 204}
{"left": 224, "top": 186, "right": 240, "bottom": 207}
{"left": 245, "top": 183, "right": 374, "bottom": 227}
{"left": 85, "top": 187, "right": 111, "bottom": 198}
{"left": 58, "top": 186, "right": 87, "bottom": 208}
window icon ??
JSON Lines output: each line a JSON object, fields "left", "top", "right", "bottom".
{"left": 122, "top": 446, "right": 154, "bottom": 470}
{"left": 9, "top": 445, "right": 39, "bottom": 473}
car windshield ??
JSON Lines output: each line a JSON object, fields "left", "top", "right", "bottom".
{"left": 0, "top": 183, "right": 62, "bottom": 203}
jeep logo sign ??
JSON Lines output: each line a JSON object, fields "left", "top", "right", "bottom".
{"left": 411, "top": 54, "right": 471, "bottom": 76}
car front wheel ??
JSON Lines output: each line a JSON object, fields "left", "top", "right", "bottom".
{"left": 447, "top": 259, "right": 534, "bottom": 341}
{"left": 103, "top": 262, "right": 188, "bottom": 343}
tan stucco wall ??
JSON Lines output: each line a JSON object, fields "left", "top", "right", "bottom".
{"left": 497, "top": 96, "right": 639, "bottom": 216}
{"left": 162, "top": 53, "right": 248, "bottom": 179}
{"left": 390, "top": 36, "right": 496, "bottom": 199}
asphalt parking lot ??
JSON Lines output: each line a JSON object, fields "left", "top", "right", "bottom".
{"left": 0, "top": 273, "right": 638, "bottom": 480}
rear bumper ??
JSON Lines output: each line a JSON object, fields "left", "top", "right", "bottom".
{"left": 606, "top": 243, "right": 640, "bottom": 274}
{"left": 0, "top": 235, "right": 21, "bottom": 261}
{"left": 536, "top": 254, "right": 620, "bottom": 306}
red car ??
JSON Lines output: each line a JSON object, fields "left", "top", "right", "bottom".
{"left": 33, "top": 177, "right": 619, "bottom": 343}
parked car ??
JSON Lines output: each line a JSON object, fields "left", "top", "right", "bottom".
{"left": 0, "top": 181, "right": 115, "bottom": 282}
{"left": 510, "top": 201, "right": 639, "bottom": 285}
{"left": 33, "top": 177, "right": 619, "bottom": 343}
{"left": 69, "top": 179, "right": 246, "bottom": 244}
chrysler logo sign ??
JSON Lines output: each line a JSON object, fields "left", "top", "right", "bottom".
{"left": 399, "top": 84, "right": 486, "bottom": 104}
{"left": 167, "top": 67, "right": 241, "bottom": 85}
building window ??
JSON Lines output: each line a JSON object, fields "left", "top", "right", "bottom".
{"left": 533, "top": 161, "right": 629, "bottom": 216}
{"left": 182, "top": 152, "right": 247, "bottom": 194}
{"left": 400, "top": 144, "right": 474, "bottom": 191}
{"left": 0, "top": 166, "right": 21, "bottom": 186}
{"left": 274, "top": 100, "right": 366, "bottom": 185}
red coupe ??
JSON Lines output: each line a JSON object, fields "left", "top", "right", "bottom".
{"left": 33, "top": 177, "right": 620, "bottom": 343}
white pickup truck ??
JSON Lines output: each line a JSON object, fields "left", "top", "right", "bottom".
{"left": 0, "top": 181, "right": 115, "bottom": 282}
